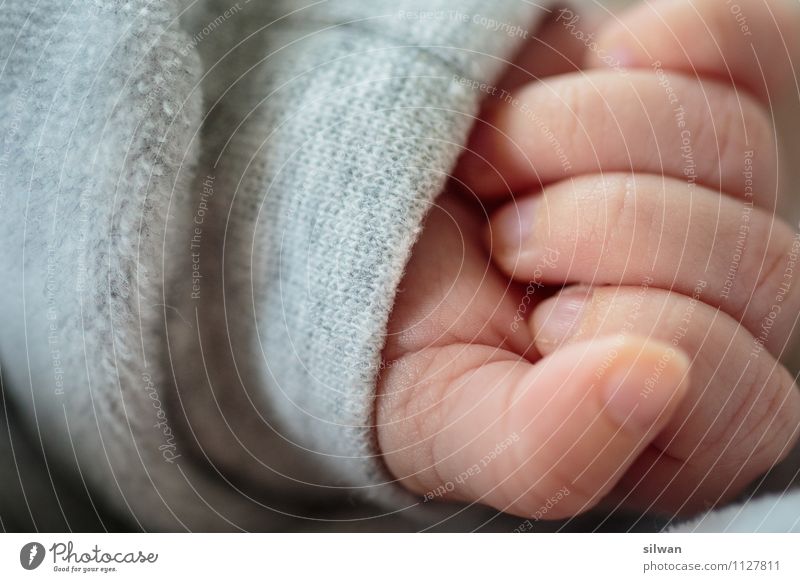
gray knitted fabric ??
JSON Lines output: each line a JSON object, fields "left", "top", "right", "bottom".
{"left": 0, "top": 0, "right": 544, "bottom": 530}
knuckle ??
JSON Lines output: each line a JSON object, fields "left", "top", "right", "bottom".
{"left": 562, "top": 174, "right": 633, "bottom": 267}
{"left": 744, "top": 367, "right": 799, "bottom": 465}
{"left": 376, "top": 347, "right": 454, "bottom": 487}
{"left": 717, "top": 354, "right": 798, "bottom": 466}
{"left": 738, "top": 214, "right": 799, "bottom": 322}
{"left": 602, "top": 174, "right": 662, "bottom": 266}
{"left": 693, "top": 81, "right": 773, "bottom": 189}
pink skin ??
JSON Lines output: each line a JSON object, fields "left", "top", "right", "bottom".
{"left": 377, "top": 0, "right": 800, "bottom": 520}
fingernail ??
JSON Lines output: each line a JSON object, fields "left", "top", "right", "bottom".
{"left": 532, "top": 286, "right": 592, "bottom": 347}
{"left": 491, "top": 196, "right": 539, "bottom": 258}
{"left": 599, "top": 46, "right": 634, "bottom": 70}
{"left": 602, "top": 342, "right": 690, "bottom": 432}
{"left": 585, "top": 40, "right": 633, "bottom": 70}
{"left": 585, "top": 23, "right": 637, "bottom": 73}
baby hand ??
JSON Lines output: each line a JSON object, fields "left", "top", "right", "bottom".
{"left": 378, "top": 0, "right": 800, "bottom": 520}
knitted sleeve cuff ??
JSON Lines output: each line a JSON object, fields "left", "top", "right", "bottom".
{"left": 247, "top": 0, "right": 544, "bottom": 512}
